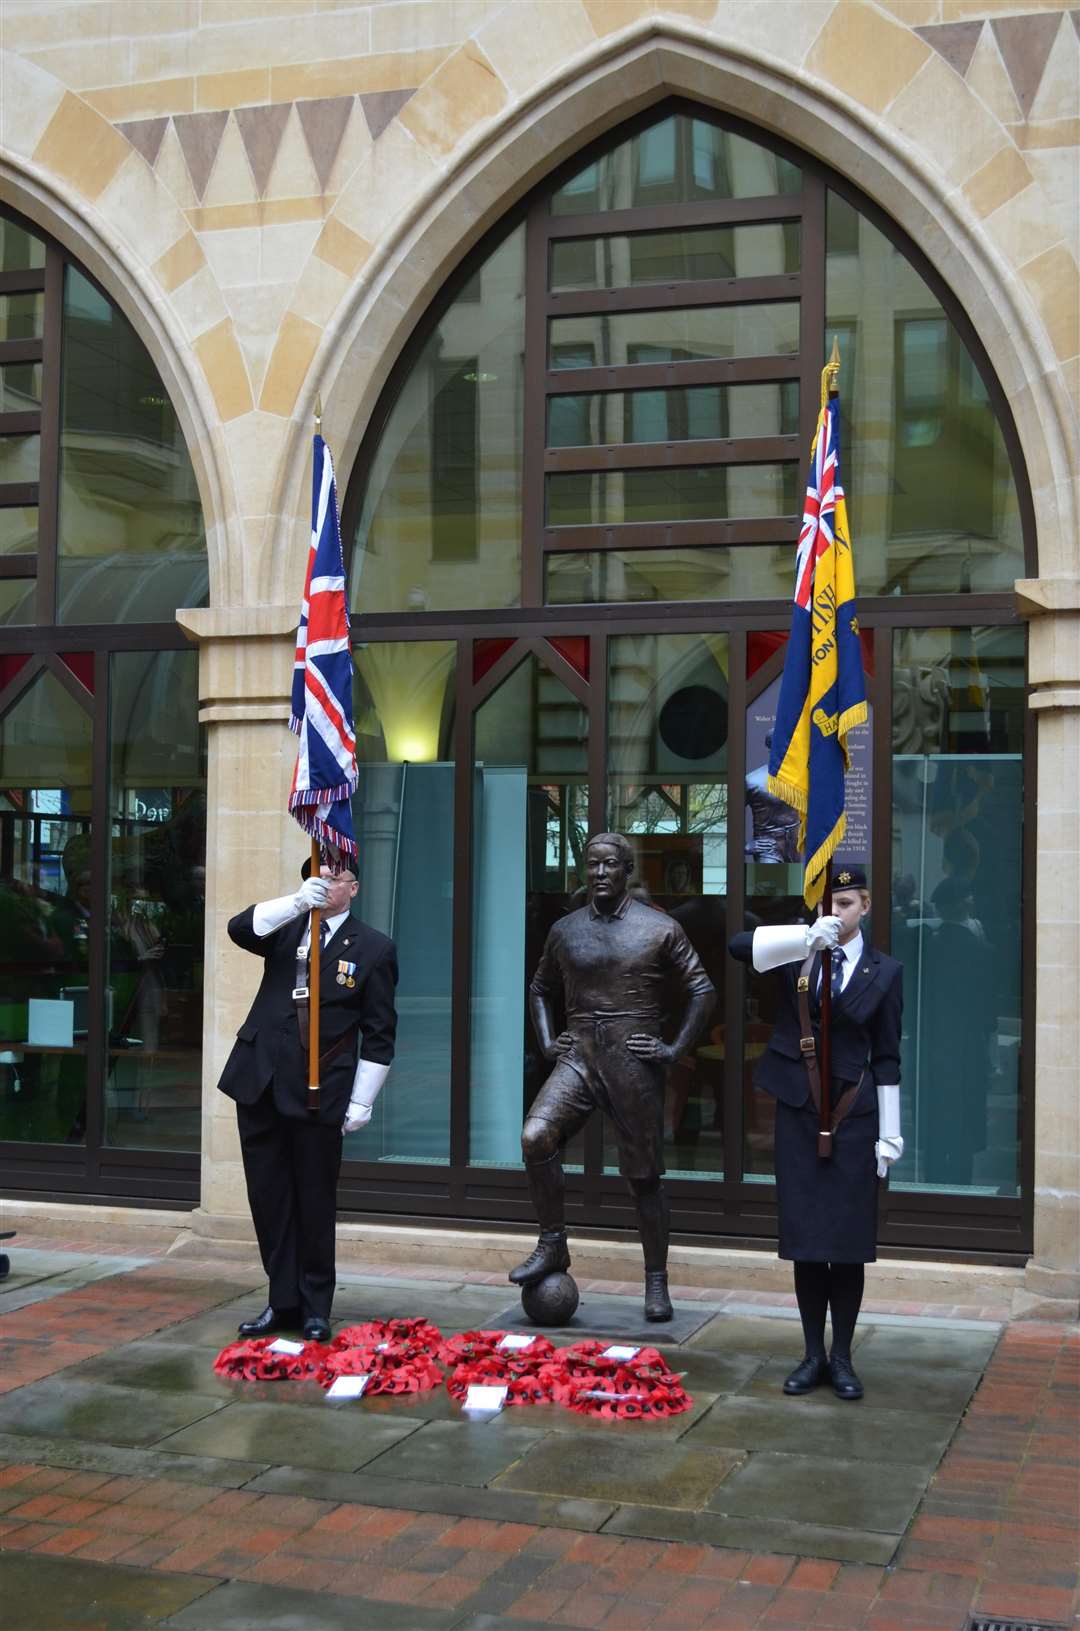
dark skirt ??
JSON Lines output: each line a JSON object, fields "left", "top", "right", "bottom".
{"left": 774, "top": 1093, "right": 880, "bottom": 1263}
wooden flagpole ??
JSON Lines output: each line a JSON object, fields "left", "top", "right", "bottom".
{"left": 306, "top": 395, "right": 324, "bottom": 1114}
{"left": 816, "top": 339, "right": 842, "bottom": 1159}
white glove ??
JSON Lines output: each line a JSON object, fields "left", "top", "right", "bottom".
{"left": 752, "top": 924, "right": 810, "bottom": 971}
{"left": 251, "top": 878, "right": 330, "bottom": 937}
{"left": 342, "top": 1058, "right": 390, "bottom": 1133}
{"left": 875, "top": 1084, "right": 903, "bottom": 1178}
{"left": 806, "top": 915, "right": 842, "bottom": 953}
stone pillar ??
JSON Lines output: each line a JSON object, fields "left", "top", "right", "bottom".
{"left": 178, "top": 606, "right": 307, "bottom": 1241}
{"left": 1017, "top": 577, "right": 1080, "bottom": 1317}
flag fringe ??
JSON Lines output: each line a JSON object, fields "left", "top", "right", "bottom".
{"left": 837, "top": 700, "right": 868, "bottom": 738}
{"left": 288, "top": 715, "right": 302, "bottom": 737}
{"left": 289, "top": 781, "right": 356, "bottom": 809}
{"left": 767, "top": 774, "right": 807, "bottom": 815}
{"left": 803, "top": 814, "right": 847, "bottom": 910}
{"left": 290, "top": 809, "right": 359, "bottom": 859}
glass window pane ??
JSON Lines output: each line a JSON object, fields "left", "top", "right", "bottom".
{"left": 0, "top": 579, "right": 35, "bottom": 624}
{"left": 547, "top": 381, "right": 799, "bottom": 447}
{"left": 351, "top": 224, "right": 525, "bottom": 615}
{"left": 891, "top": 625, "right": 1024, "bottom": 1195}
{"left": 552, "top": 115, "right": 800, "bottom": 213}
{"left": 0, "top": 506, "right": 37, "bottom": 554}
{"left": 606, "top": 631, "right": 728, "bottom": 1177}
{"left": 0, "top": 219, "right": 45, "bottom": 273}
{"left": 549, "top": 304, "right": 799, "bottom": 369}
{"left": 547, "top": 464, "right": 798, "bottom": 527}
{"left": 106, "top": 651, "right": 206, "bottom": 1152}
{"left": 0, "top": 669, "right": 93, "bottom": 1145}
{"left": 0, "top": 361, "right": 43, "bottom": 411}
{"left": 470, "top": 653, "right": 589, "bottom": 1169}
{"left": 349, "top": 641, "right": 456, "bottom": 1163}
{"left": 0, "top": 434, "right": 40, "bottom": 485}
{"left": 0, "top": 292, "right": 43, "bottom": 341}
{"left": 550, "top": 223, "right": 800, "bottom": 291}
{"left": 57, "top": 268, "right": 208, "bottom": 624}
{"left": 545, "top": 546, "right": 796, "bottom": 604}
{"left": 826, "top": 192, "right": 1023, "bottom": 593}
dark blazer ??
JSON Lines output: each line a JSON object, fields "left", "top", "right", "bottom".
{"left": 217, "top": 906, "right": 398, "bottom": 1124}
{"left": 730, "top": 931, "right": 902, "bottom": 1113}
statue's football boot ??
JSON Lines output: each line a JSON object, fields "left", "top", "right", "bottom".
{"left": 508, "top": 1229, "right": 571, "bottom": 1285}
{"left": 644, "top": 1269, "right": 674, "bottom": 1321}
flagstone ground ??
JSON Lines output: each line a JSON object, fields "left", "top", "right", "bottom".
{"left": 0, "top": 1228, "right": 1076, "bottom": 1629}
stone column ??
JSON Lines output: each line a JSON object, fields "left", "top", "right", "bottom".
{"left": 1017, "top": 577, "right": 1080, "bottom": 1318}
{"left": 178, "top": 606, "right": 307, "bottom": 1243}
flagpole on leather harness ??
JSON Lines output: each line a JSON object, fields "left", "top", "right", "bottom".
{"left": 816, "top": 342, "right": 841, "bottom": 1161}
{"left": 306, "top": 397, "right": 324, "bottom": 1116}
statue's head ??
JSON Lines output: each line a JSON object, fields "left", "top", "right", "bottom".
{"left": 585, "top": 832, "right": 634, "bottom": 911}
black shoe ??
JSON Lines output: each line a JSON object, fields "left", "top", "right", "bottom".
{"left": 644, "top": 1270, "right": 674, "bottom": 1322}
{"left": 782, "top": 1355, "right": 829, "bottom": 1395}
{"left": 828, "top": 1353, "right": 864, "bottom": 1400}
{"left": 303, "top": 1318, "right": 331, "bottom": 1343}
{"left": 509, "top": 1230, "right": 571, "bottom": 1286}
{"left": 237, "top": 1305, "right": 302, "bottom": 1338}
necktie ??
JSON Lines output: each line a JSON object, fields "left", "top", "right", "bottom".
{"left": 319, "top": 920, "right": 330, "bottom": 952}
{"left": 830, "top": 950, "right": 845, "bottom": 1000}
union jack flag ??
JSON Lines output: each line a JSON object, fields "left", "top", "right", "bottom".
{"left": 288, "top": 433, "right": 358, "bottom": 864}
{"left": 768, "top": 393, "right": 866, "bottom": 908}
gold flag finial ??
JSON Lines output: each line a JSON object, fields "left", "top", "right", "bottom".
{"left": 314, "top": 394, "right": 323, "bottom": 430}
{"left": 820, "top": 337, "right": 841, "bottom": 410}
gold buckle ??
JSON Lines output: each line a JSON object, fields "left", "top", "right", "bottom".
{"left": 797, "top": 976, "right": 809, "bottom": 992}
{"left": 799, "top": 1037, "right": 816, "bottom": 1054}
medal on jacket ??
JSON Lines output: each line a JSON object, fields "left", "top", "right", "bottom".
{"left": 337, "top": 958, "right": 357, "bottom": 988}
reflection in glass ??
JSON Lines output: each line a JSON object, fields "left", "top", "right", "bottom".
{"left": 545, "top": 545, "right": 795, "bottom": 605}
{"left": 1, "top": 362, "right": 43, "bottom": 411}
{"left": 0, "top": 507, "right": 37, "bottom": 554}
{"left": 547, "top": 381, "right": 798, "bottom": 448}
{"left": 348, "top": 642, "right": 456, "bottom": 1164}
{"left": 891, "top": 625, "right": 1024, "bottom": 1195}
{"left": 606, "top": 632, "right": 728, "bottom": 1177}
{"left": 547, "top": 464, "right": 797, "bottom": 527}
{"left": 550, "top": 223, "right": 800, "bottom": 291}
{"left": 826, "top": 192, "right": 1023, "bottom": 594}
{"left": 58, "top": 269, "right": 207, "bottom": 624}
{"left": 106, "top": 651, "right": 206, "bottom": 1151}
{"left": 351, "top": 224, "right": 525, "bottom": 615}
{"left": 0, "top": 580, "right": 35, "bottom": 624}
{"left": 0, "top": 669, "right": 92, "bottom": 1145}
{"left": 552, "top": 115, "right": 800, "bottom": 214}
{"left": 0, "top": 292, "right": 43, "bottom": 342}
{"left": 470, "top": 653, "right": 588, "bottom": 1168}
{"left": 0, "top": 219, "right": 45, "bottom": 273}
{"left": 549, "top": 303, "right": 799, "bottom": 370}
{"left": 0, "top": 434, "right": 40, "bottom": 485}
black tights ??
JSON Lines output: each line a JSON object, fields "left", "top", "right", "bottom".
{"left": 793, "top": 1261, "right": 865, "bottom": 1362}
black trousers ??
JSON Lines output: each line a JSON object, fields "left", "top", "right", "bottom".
{"left": 236, "top": 1086, "right": 344, "bottom": 1321}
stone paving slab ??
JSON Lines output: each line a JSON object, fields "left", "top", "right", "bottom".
{"left": 0, "top": 1553, "right": 215, "bottom": 1629}
{"left": 163, "top": 1577, "right": 460, "bottom": 1629}
{"left": 364, "top": 1418, "right": 551, "bottom": 1488}
{"left": 0, "top": 1428, "right": 268, "bottom": 1486}
{"left": 493, "top": 1432, "right": 743, "bottom": 1509}
{"left": 601, "top": 1502, "right": 901, "bottom": 1564}
{"left": 687, "top": 1309, "right": 872, "bottom": 1355}
{"left": 684, "top": 1393, "right": 955, "bottom": 1464}
{"left": 741, "top": 1353, "right": 984, "bottom": 1413}
{"left": 157, "top": 1399, "right": 423, "bottom": 1471}
{"left": 707, "top": 1447, "right": 932, "bottom": 1533}
{"left": 0, "top": 1378, "right": 227, "bottom": 1448}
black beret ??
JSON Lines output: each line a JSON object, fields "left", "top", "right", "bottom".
{"left": 832, "top": 863, "right": 868, "bottom": 891}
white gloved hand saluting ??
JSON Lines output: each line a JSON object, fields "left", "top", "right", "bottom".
{"left": 806, "top": 915, "right": 842, "bottom": 953}
{"left": 252, "top": 877, "right": 331, "bottom": 937}
{"left": 343, "top": 1058, "right": 390, "bottom": 1133}
{"left": 875, "top": 1084, "right": 904, "bottom": 1178}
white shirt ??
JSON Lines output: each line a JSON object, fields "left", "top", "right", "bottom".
{"left": 298, "top": 911, "right": 348, "bottom": 955}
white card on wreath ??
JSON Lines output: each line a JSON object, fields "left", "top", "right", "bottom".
{"left": 326, "top": 1374, "right": 369, "bottom": 1400}
{"left": 268, "top": 1338, "right": 305, "bottom": 1356}
{"left": 497, "top": 1334, "right": 534, "bottom": 1351}
{"left": 601, "top": 1344, "right": 639, "bottom": 1361}
{"left": 463, "top": 1384, "right": 508, "bottom": 1413}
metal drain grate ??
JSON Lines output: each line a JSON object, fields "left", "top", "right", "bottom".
{"left": 967, "top": 1619, "right": 1068, "bottom": 1631}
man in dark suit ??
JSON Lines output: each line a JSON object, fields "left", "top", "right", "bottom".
{"left": 730, "top": 865, "right": 903, "bottom": 1400}
{"left": 219, "top": 860, "right": 397, "bottom": 1342}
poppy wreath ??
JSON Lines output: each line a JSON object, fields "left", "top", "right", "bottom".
{"left": 332, "top": 1317, "right": 443, "bottom": 1358}
{"left": 213, "top": 1337, "right": 332, "bottom": 1383}
{"left": 319, "top": 1342, "right": 443, "bottom": 1395}
{"left": 444, "top": 1350, "right": 557, "bottom": 1407}
{"left": 435, "top": 1330, "right": 556, "bottom": 1368}
{"left": 538, "top": 1341, "right": 693, "bottom": 1420}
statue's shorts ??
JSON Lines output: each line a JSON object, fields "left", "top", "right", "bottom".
{"left": 527, "top": 1015, "right": 666, "bottom": 1182}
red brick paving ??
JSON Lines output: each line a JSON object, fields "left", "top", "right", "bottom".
{"left": 0, "top": 1248, "right": 1076, "bottom": 1627}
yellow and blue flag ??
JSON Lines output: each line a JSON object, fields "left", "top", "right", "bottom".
{"left": 768, "top": 390, "right": 867, "bottom": 909}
